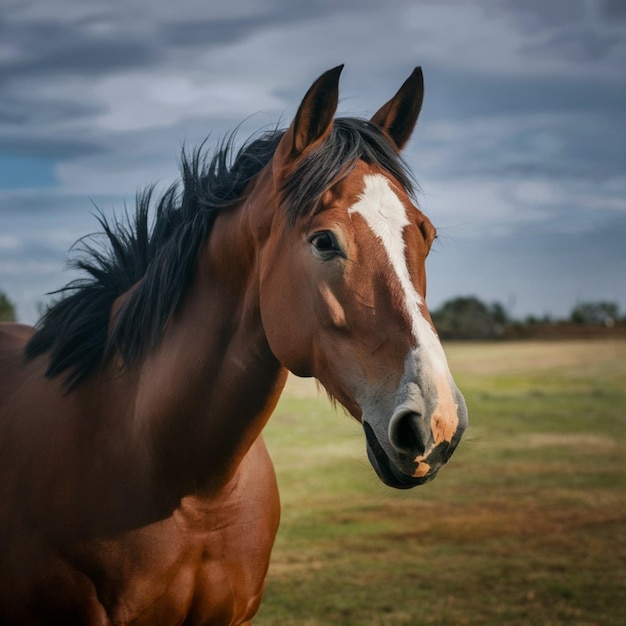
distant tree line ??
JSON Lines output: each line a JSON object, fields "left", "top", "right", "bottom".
{"left": 431, "top": 296, "right": 624, "bottom": 340}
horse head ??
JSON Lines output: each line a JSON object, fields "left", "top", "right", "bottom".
{"left": 257, "top": 66, "right": 467, "bottom": 488}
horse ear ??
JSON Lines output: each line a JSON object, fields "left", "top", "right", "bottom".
{"left": 277, "top": 65, "right": 343, "bottom": 165}
{"left": 370, "top": 67, "right": 424, "bottom": 151}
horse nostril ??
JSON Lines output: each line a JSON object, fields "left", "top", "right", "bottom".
{"left": 388, "top": 411, "right": 432, "bottom": 459}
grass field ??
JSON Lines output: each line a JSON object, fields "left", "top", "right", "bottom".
{"left": 255, "top": 340, "right": 626, "bottom": 626}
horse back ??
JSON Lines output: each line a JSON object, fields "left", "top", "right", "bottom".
{"left": 0, "top": 322, "right": 34, "bottom": 374}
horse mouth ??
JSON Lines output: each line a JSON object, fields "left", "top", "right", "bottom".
{"left": 363, "top": 422, "right": 437, "bottom": 489}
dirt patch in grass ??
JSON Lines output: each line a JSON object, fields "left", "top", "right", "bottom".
{"left": 320, "top": 495, "right": 626, "bottom": 547}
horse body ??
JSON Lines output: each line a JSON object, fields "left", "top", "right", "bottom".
{"left": 0, "top": 66, "right": 467, "bottom": 624}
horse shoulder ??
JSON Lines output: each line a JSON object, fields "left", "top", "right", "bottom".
{"left": 0, "top": 322, "right": 34, "bottom": 391}
{"left": 0, "top": 321, "right": 34, "bottom": 346}
{"left": 50, "top": 436, "right": 280, "bottom": 625}
{"left": 178, "top": 435, "right": 281, "bottom": 623}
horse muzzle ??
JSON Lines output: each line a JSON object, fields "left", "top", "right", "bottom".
{"left": 362, "top": 387, "right": 468, "bottom": 489}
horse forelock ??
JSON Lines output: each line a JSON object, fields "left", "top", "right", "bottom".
{"left": 281, "top": 118, "right": 416, "bottom": 224}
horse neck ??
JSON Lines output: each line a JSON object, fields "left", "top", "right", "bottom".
{"left": 128, "top": 169, "right": 287, "bottom": 498}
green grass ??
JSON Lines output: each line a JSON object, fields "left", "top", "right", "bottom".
{"left": 255, "top": 340, "right": 626, "bottom": 626}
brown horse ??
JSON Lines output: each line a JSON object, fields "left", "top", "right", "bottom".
{"left": 0, "top": 66, "right": 467, "bottom": 624}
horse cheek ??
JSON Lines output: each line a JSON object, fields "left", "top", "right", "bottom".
{"left": 259, "top": 250, "right": 316, "bottom": 377}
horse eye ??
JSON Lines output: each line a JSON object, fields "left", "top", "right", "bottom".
{"left": 310, "top": 231, "right": 341, "bottom": 258}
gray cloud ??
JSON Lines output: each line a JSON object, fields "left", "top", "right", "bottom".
{"left": 0, "top": 18, "right": 161, "bottom": 85}
{"left": 159, "top": 17, "right": 274, "bottom": 48}
{"left": 602, "top": 0, "right": 626, "bottom": 19}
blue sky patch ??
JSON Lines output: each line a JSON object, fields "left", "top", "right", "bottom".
{"left": 0, "top": 154, "right": 57, "bottom": 190}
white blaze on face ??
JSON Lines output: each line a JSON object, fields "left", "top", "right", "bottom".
{"left": 349, "top": 174, "right": 459, "bottom": 462}
{"left": 348, "top": 175, "right": 421, "bottom": 337}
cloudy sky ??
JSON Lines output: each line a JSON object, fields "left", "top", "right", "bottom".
{"left": 1, "top": 0, "right": 625, "bottom": 323}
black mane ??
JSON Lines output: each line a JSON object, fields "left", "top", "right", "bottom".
{"left": 26, "top": 118, "right": 415, "bottom": 390}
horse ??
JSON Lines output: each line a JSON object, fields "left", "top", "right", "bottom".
{"left": 0, "top": 66, "right": 467, "bottom": 624}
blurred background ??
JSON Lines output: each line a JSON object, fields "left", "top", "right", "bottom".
{"left": 1, "top": 0, "right": 625, "bottom": 325}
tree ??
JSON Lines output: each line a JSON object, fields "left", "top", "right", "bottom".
{"left": 0, "top": 291, "right": 16, "bottom": 322}
{"left": 431, "top": 296, "right": 508, "bottom": 339}
{"left": 570, "top": 301, "right": 619, "bottom": 326}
